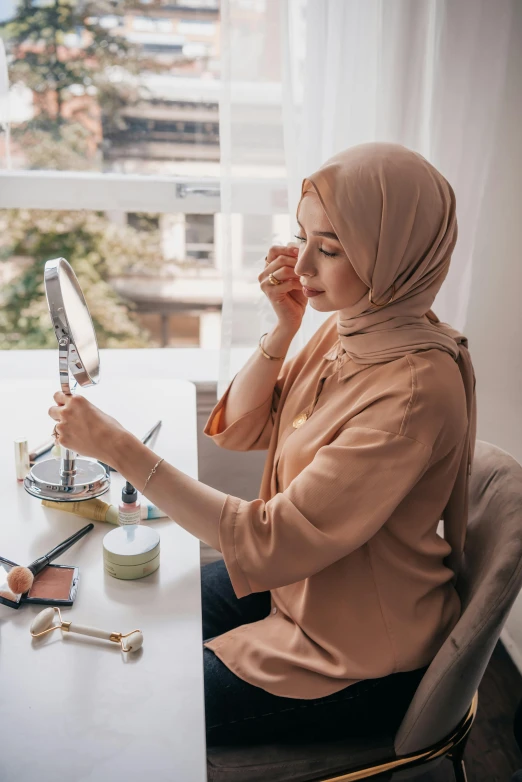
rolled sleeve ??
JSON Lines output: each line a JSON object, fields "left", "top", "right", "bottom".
{"left": 218, "top": 427, "right": 432, "bottom": 597}
{"left": 203, "top": 370, "right": 285, "bottom": 452}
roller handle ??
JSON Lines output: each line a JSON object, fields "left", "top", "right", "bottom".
{"left": 68, "top": 623, "right": 144, "bottom": 652}
{"left": 68, "top": 622, "right": 112, "bottom": 641}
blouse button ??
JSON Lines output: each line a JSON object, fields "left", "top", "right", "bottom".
{"left": 292, "top": 412, "right": 309, "bottom": 428}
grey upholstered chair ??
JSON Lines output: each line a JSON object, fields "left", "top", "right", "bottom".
{"left": 206, "top": 440, "right": 522, "bottom": 782}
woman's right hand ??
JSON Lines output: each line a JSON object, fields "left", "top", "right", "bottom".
{"left": 258, "top": 243, "right": 307, "bottom": 333}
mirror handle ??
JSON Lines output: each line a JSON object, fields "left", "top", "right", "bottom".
{"left": 58, "top": 337, "right": 77, "bottom": 482}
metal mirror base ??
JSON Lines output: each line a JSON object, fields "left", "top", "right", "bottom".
{"left": 24, "top": 458, "right": 110, "bottom": 502}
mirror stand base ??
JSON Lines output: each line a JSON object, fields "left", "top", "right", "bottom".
{"left": 24, "top": 458, "right": 110, "bottom": 502}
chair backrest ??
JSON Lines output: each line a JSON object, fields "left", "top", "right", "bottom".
{"left": 394, "top": 439, "right": 522, "bottom": 755}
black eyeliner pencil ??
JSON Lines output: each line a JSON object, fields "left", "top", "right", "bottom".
{"left": 99, "top": 420, "right": 162, "bottom": 474}
{"left": 141, "top": 420, "right": 162, "bottom": 445}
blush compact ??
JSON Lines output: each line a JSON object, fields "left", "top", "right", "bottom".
{"left": 0, "top": 557, "right": 79, "bottom": 609}
{"left": 0, "top": 523, "right": 91, "bottom": 609}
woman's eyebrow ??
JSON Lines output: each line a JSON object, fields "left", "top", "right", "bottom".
{"left": 296, "top": 219, "right": 339, "bottom": 241}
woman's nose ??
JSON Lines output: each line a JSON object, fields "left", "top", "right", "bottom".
{"left": 294, "top": 248, "right": 315, "bottom": 277}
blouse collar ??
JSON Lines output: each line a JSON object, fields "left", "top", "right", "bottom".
{"left": 322, "top": 338, "right": 373, "bottom": 382}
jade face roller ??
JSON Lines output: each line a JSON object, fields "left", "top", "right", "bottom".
{"left": 30, "top": 606, "right": 143, "bottom": 653}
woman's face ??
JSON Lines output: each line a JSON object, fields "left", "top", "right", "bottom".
{"left": 294, "top": 191, "right": 369, "bottom": 313}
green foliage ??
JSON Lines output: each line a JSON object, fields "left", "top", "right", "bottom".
{"left": 0, "top": 209, "right": 164, "bottom": 349}
{"left": 13, "top": 120, "right": 98, "bottom": 170}
{"left": 1, "top": 0, "right": 139, "bottom": 103}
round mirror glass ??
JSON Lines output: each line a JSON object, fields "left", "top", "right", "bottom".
{"left": 45, "top": 258, "right": 100, "bottom": 386}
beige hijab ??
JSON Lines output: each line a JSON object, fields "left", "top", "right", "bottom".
{"left": 297, "top": 142, "right": 477, "bottom": 582}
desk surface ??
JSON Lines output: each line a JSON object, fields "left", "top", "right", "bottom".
{"left": 0, "top": 378, "right": 206, "bottom": 782}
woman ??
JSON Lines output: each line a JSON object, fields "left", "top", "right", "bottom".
{"left": 49, "top": 142, "right": 477, "bottom": 747}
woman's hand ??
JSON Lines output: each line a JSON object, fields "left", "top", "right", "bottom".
{"left": 259, "top": 243, "right": 308, "bottom": 334}
{"left": 48, "top": 391, "right": 129, "bottom": 464}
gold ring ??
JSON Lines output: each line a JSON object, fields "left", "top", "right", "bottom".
{"left": 268, "top": 273, "right": 282, "bottom": 286}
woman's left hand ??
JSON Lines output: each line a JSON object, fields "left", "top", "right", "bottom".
{"left": 48, "top": 391, "right": 129, "bottom": 464}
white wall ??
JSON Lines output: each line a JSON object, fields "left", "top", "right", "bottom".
{"left": 463, "top": 2, "right": 522, "bottom": 670}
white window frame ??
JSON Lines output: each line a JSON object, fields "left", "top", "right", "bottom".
{"left": 0, "top": 171, "right": 288, "bottom": 215}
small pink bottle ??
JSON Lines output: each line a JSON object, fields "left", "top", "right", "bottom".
{"left": 119, "top": 482, "right": 141, "bottom": 526}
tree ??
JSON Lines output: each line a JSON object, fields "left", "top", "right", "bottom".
{"left": 0, "top": 3, "right": 183, "bottom": 350}
{"left": 0, "top": 3, "right": 175, "bottom": 350}
{"left": 0, "top": 0, "right": 144, "bottom": 169}
{"left": 0, "top": 209, "right": 164, "bottom": 349}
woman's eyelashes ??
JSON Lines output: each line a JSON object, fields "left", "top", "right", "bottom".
{"left": 293, "top": 234, "right": 338, "bottom": 258}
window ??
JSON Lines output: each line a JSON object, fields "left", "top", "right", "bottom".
{"left": 0, "top": 0, "right": 225, "bottom": 350}
{"left": 0, "top": 0, "right": 290, "bottom": 352}
{"left": 0, "top": 206, "right": 220, "bottom": 349}
{"left": 1, "top": 2, "right": 221, "bottom": 175}
{"left": 186, "top": 214, "right": 215, "bottom": 264}
{"left": 242, "top": 214, "right": 274, "bottom": 267}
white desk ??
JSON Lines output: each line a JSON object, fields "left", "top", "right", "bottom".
{"left": 0, "top": 378, "right": 207, "bottom": 782}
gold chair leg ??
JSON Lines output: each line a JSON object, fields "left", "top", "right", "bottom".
{"left": 447, "top": 732, "right": 470, "bottom": 782}
{"left": 451, "top": 758, "right": 468, "bottom": 782}
{"left": 312, "top": 694, "right": 478, "bottom": 782}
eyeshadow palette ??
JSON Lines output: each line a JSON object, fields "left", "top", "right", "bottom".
{"left": 0, "top": 557, "right": 79, "bottom": 609}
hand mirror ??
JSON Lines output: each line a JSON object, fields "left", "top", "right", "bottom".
{"left": 24, "top": 258, "right": 111, "bottom": 501}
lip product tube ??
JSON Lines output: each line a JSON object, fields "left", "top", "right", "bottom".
{"left": 140, "top": 502, "right": 167, "bottom": 520}
{"left": 42, "top": 497, "right": 119, "bottom": 524}
{"left": 41, "top": 497, "right": 167, "bottom": 523}
{"left": 14, "top": 439, "right": 31, "bottom": 482}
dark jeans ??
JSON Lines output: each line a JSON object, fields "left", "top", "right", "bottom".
{"left": 202, "top": 559, "right": 429, "bottom": 746}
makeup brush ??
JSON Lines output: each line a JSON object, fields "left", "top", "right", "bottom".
{"left": 29, "top": 436, "right": 55, "bottom": 464}
{"left": 7, "top": 523, "right": 94, "bottom": 595}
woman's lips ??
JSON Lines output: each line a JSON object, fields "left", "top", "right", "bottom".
{"left": 303, "top": 286, "right": 324, "bottom": 297}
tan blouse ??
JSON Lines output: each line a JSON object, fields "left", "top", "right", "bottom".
{"left": 203, "top": 313, "right": 469, "bottom": 699}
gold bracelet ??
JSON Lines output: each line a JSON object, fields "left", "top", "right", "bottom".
{"left": 258, "top": 332, "right": 285, "bottom": 361}
{"left": 142, "top": 457, "right": 164, "bottom": 495}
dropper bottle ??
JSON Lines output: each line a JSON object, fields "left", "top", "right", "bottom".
{"left": 119, "top": 481, "right": 141, "bottom": 526}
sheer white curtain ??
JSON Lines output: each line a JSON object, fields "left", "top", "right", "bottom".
{"left": 218, "top": 0, "right": 512, "bottom": 397}
{"left": 0, "top": 39, "right": 11, "bottom": 168}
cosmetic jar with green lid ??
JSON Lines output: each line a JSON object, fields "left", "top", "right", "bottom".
{"left": 103, "top": 525, "right": 160, "bottom": 580}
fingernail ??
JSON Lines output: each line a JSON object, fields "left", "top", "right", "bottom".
{"left": 292, "top": 248, "right": 299, "bottom": 254}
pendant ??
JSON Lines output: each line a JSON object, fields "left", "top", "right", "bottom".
{"left": 292, "top": 412, "right": 309, "bottom": 429}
